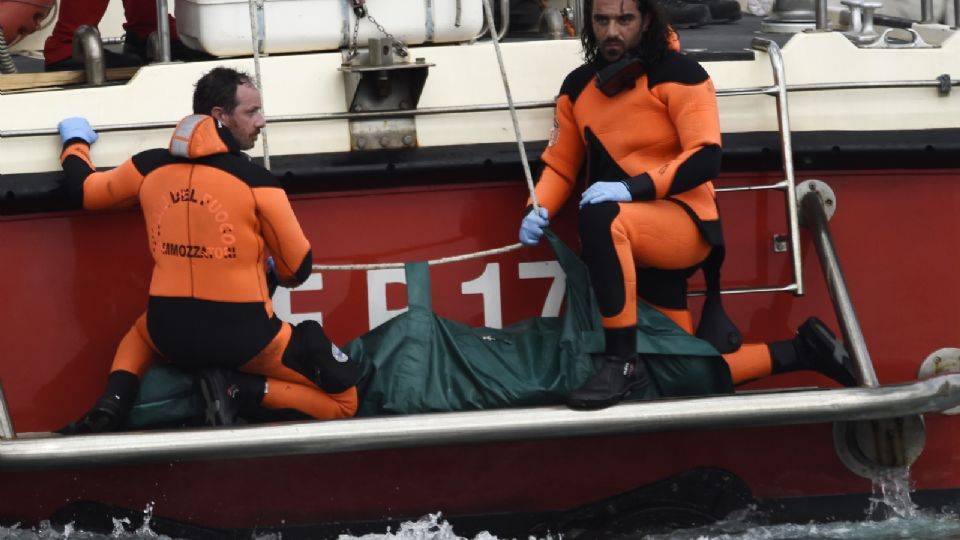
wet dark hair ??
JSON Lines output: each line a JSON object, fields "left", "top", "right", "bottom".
{"left": 580, "top": 0, "right": 671, "bottom": 66}
{"left": 192, "top": 67, "right": 255, "bottom": 115}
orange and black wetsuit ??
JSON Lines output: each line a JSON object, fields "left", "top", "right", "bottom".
{"left": 61, "top": 115, "right": 358, "bottom": 419}
{"left": 536, "top": 51, "right": 773, "bottom": 383}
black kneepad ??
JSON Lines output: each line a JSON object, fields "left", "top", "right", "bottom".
{"left": 283, "top": 320, "right": 359, "bottom": 394}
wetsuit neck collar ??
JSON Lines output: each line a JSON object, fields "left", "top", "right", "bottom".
{"left": 215, "top": 121, "right": 243, "bottom": 155}
{"left": 594, "top": 52, "right": 646, "bottom": 97}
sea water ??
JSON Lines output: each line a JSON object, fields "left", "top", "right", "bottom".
{"left": 4, "top": 470, "right": 960, "bottom": 540}
{"left": 4, "top": 512, "right": 960, "bottom": 540}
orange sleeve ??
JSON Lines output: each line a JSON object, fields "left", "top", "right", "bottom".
{"left": 254, "top": 187, "right": 312, "bottom": 287}
{"left": 643, "top": 78, "right": 722, "bottom": 198}
{"left": 533, "top": 93, "right": 583, "bottom": 217}
{"left": 60, "top": 142, "right": 145, "bottom": 210}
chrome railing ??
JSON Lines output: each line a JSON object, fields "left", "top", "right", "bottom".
{"left": 712, "top": 39, "right": 805, "bottom": 296}
{"left": 3, "top": 375, "right": 960, "bottom": 468}
{"left": 4, "top": 71, "right": 957, "bottom": 138}
{"left": 155, "top": 0, "right": 171, "bottom": 62}
{"left": 799, "top": 184, "right": 880, "bottom": 387}
{"left": 0, "top": 383, "right": 14, "bottom": 440}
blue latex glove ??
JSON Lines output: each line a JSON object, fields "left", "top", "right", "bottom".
{"left": 519, "top": 207, "right": 549, "bottom": 246}
{"left": 579, "top": 181, "right": 631, "bottom": 208}
{"left": 58, "top": 117, "right": 98, "bottom": 146}
{"left": 266, "top": 256, "right": 276, "bottom": 273}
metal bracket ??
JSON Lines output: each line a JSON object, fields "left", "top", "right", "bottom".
{"left": 796, "top": 179, "right": 836, "bottom": 225}
{"left": 772, "top": 234, "right": 789, "bottom": 253}
{"left": 351, "top": 0, "right": 367, "bottom": 18}
{"left": 917, "top": 348, "right": 960, "bottom": 414}
{"left": 351, "top": 119, "right": 418, "bottom": 150}
{"left": 938, "top": 74, "right": 952, "bottom": 96}
{"left": 340, "top": 37, "right": 433, "bottom": 151}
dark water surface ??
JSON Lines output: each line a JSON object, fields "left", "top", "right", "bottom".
{"left": 4, "top": 470, "right": 960, "bottom": 540}
{"left": 4, "top": 512, "right": 960, "bottom": 540}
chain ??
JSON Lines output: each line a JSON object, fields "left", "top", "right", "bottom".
{"left": 348, "top": 13, "right": 361, "bottom": 58}
{"left": 347, "top": 3, "right": 409, "bottom": 60}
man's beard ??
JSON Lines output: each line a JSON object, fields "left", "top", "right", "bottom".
{"left": 595, "top": 40, "right": 642, "bottom": 65}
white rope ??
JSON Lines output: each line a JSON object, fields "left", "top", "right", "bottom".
{"left": 481, "top": 0, "right": 540, "bottom": 213}
{"left": 313, "top": 242, "right": 524, "bottom": 271}
{"left": 248, "top": 0, "right": 271, "bottom": 169}
{"left": 308, "top": 1, "right": 545, "bottom": 272}
{"left": 310, "top": 1, "right": 544, "bottom": 272}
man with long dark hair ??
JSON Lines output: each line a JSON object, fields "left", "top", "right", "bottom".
{"left": 519, "top": 0, "right": 855, "bottom": 409}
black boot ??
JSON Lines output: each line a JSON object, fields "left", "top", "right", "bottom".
{"left": 45, "top": 49, "right": 143, "bottom": 72}
{"left": 567, "top": 354, "right": 651, "bottom": 410}
{"left": 123, "top": 31, "right": 215, "bottom": 63}
{"left": 658, "top": 0, "right": 713, "bottom": 28}
{"left": 686, "top": 0, "right": 743, "bottom": 22}
{"left": 199, "top": 369, "right": 266, "bottom": 426}
{"left": 770, "top": 317, "right": 857, "bottom": 387}
{"left": 57, "top": 396, "right": 125, "bottom": 434}
{"left": 58, "top": 371, "right": 139, "bottom": 434}
{"left": 567, "top": 327, "right": 651, "bottom": 410}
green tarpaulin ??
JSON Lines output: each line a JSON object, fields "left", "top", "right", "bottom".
{"left": 127, "top": 230, "right": 733, "bottom": 427}
{"left": 348, "top": 230, "right": 733, "bottom": 417}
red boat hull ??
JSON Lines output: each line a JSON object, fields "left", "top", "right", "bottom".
{"left": 1, "top": 167, "right": 958, "bottom": 528}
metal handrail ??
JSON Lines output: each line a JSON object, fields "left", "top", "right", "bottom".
{"left": 688, "top": 283, "right": 798, "bottom": 297}
{"left": 71, "top": 25, "right": 106, "bottom": 86}
{"left": 0, "top": 383, "right": 14, "bottom": 440}
{"left": 744, "top": 38, "right": 805, "bottom": 296}
{"left": 716, "top": 180, "right": 789, "bottom": 193}
{"left": 3, "top": 77, "right": 958, "bottom": 138}
{"left": 155, "top": 0, "right": 171, "bottom": 63}
{"left": 0, "top": 101, "right": 555, "bottom": 138}
{"left": 922, "top": 0, "right": 935, "bottom": 23}
{"left": 3, "top": 374, "right": 960, "bottom": 469}
{"left": 800, "top": 188, "right": 880, "bottom": 387}
{"left": 817, "top": 0, "right": 830, "bottom": 29}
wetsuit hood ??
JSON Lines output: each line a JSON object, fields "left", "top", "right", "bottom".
{"left": 168, "top": 114, "right": 242, "bottom": 159}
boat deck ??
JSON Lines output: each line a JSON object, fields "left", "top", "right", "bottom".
{"left": 4, "top": 13, "right": 789, "bottom": 78}
{"left": 676, "top": 13, "right": 794, "bottom": 60}
{"left": 505, "top": 13, "right": 790, "bottom": 61}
